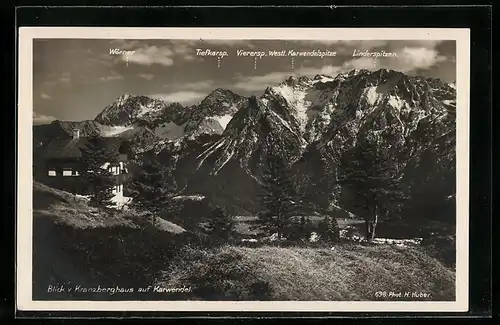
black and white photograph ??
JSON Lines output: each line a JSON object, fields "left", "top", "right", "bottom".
{"left": 17, "top": 28, "right": 470, "bottom": 312}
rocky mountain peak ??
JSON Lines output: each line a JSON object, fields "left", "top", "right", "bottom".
{"left": 94, "top": 94, "right": 169, "bottom": 126}
{"left": 313, "top": 74, "right": 332, "bottom": 80}
{"left": 116, "top": 93, "right": 131, "bottom": 101}
{"left": 333, "top": 69, "right": 370, "bottom": 81}
{"left": 280, "top": 75, "right": 313, "bottom": 89}
{"left": 195, "top": 88, "right": 245, "bottom": 116}
{"left": 201, "top": 88, "right": 241, "bottom": 103}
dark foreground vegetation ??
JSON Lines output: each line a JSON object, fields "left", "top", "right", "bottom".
{"left": 33, "top": 182, "right": 455, "bottom": 301}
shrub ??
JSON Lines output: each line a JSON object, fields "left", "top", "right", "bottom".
{"left": 205, "top": 206, "right": 235, "bottom": 246}
{"left": 317, "top": 215, "right": 341, "bottom": 244}
{"left": 421, "top": 234, "right": 456, "bottom": 268}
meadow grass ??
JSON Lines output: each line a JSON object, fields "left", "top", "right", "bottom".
{"left": 160, "top": 244, "right": 455, "bottom": 301}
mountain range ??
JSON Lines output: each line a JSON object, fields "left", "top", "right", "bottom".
{"left": 33, "top": 68, "right": 457, "bottom": 217}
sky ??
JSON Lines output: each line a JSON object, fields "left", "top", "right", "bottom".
{"left": 33, "top": 39, "right": 456, "bottom": 124}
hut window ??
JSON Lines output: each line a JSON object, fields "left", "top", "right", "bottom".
{"left": 48, "top": 170, "right": 56, "bottom": 176}
{"left": 62, "top": 170, "right": 72, "bottom": 176}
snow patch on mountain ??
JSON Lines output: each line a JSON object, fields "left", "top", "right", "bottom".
{"left": 197, "top": 138, "right": 227, "bottom": 165}
{"left": 99, "top": 125, "right": 135, "bottom": 137}
{"left": 269, "top": 110, "right": 295, "bottom": 133}
{"left": 270, "top": 85, "right": 309, "bottom": 132}
{"left": 172, "top": 194, "right": 206, "bottom": 201}
{"left": 312, "top": 75, "right": 334, "bottom": 84}
{"left": 116, "top": 93, "right": 131, "bottom": 105}
{"left": 334, "top": 69, "right": 368, "bottom": 82}
{"left": 138, "top": 101, "right": 165, "bottom": 118}
{"left": 387, "top": 95, "right": 405, "bottom": 111}
{"left": 212, "top": 114, "right": 234, "bottom": 130}
{"left": 387, "top": 95, "right": 407, "bottom": 134}
{"left": 364, "top": 86, "right": 383, "bottom": 105}
{"left": 152, "top": 137, "right": 186, "bottom": 155}
{"left": 214, "top": 150, "right": 235, "bottom": 175}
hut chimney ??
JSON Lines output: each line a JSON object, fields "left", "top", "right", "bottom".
{"left": 72, "top": 128, "right": 80, "bottom": 140}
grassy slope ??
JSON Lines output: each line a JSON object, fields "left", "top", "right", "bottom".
{"left": 32, "top": 182, "right": 191, "bottom": 300}
{"left": 160, "top": 244, "right": 455, "bottom": 301}
{"left": 33, "top": 181, "right": 185, "bottom": 231}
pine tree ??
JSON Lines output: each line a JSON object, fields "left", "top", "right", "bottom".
{"left": 305, "top": 217, "right": 314, "bottom": 237}
{"left": 255, "top": 139, "right": 298, "bottom": 240}
{"left": 293, "top": 145, "right": 336, "bottom": 215}
{"left": 80, "top": 137, "right": 116, "bottom": 209}
{"left": 128, "top": 157, "right": 177, "bottom": 227}
{"left": 326, "top": 215, "right": 341, "bottom": 243}
{"left": 300, "top": 216, "right": 315, "bottom": 241}
{"left": 300, "top": 215, "right": 306, "bottom": 232}
{"left": 286, "top": 215, "right": 308, "bottom": 243}
{"left": 403, "top": 141, "right": 456, "bottom": 227}
{"left": 206, "top": 206, "right": 235, "bottom": 245}
{"left": 338, "top": 134, "right": 406, "bottom": 243}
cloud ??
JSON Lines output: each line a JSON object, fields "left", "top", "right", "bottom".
{"left": 87, "top": 53, "right": 113, "bottom": 67}
{"left": 110, "top": 39, "right": 143, "bottom": 50}
{"left": 294, "top": 65, "right": 342, "bottom": 77}
{"left": 398, "top": 47, "right": 447, "bottom": 70}
{"left": 149, "top": 91, "right": 208, "bottom": 104}
{"left": 33, "top": 112, "right": 56, "bottom": 125}
{"left": 110, "top": 40, "right": 201, "bottom": 66}
{"left": 183, "top": 54, "right": 198, "bottom": 61}
{"left": 58, "top": 72, "right": 71, "bottom": 84}
{"left": 199, "top": 40, "right": 255, "bottom": 48}
{"left": 232, "top": 65, "right": 342, "bottom": 92}
{"left": 286, "top": 40, "right": 390, "bottom": 55}
{"left": 137, "top": 73, "right": 155, "bottom": 80}
{"left": 40, "top": 93, "right": 52, "bottom": 100}
{"left": 165, "top": 80, "right": 215, "bottom": 91}
{"left": 173, "top": 42, "right": 197, "bottom": 54}
{"left": 111, "top": 39, "right": 255, "bottom": 66}
{"left": 342, "top": 57, "right": 378, "bottom": 70}
{"left": 99, "top": 70, "right": 124, "bottom": 82}
{"left": 40, "top": 72, "right": 74, "bottom": 87}
{"left": 393, "top": 40, "right": 444, "bottom": 48}
{"left": 172, "top": 41, "right": 198, "bottom": 54}
{"left": 126, "top": 46, "right": 175, "bottom": 67}
{"left": 233, "top": 72, "right": 292, "bottom": 91}
{"left": 231, "top": 41, "right": 451, "bottom": 93}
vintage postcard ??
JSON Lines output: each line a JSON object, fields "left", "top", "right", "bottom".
{"left": 17, "top": 27, "right": 470, "bottom": 312}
